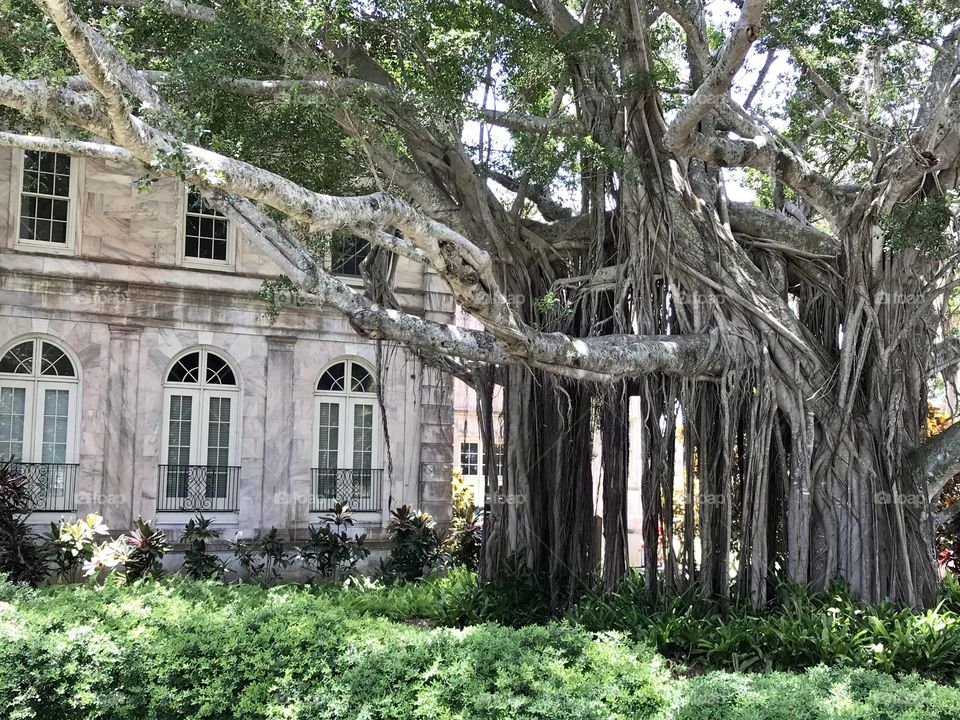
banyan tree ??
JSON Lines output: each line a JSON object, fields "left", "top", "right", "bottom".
{"left": 3, "top": 0, "right": 960, "bottom": 608}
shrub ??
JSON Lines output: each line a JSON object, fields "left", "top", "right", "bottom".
{"left": 5, "top": 578, "right": 960, "bottom": 720}
{"left": 47, "top": 513, "right": 110, "bottom": 582}
{"left": 297, "top": 502, "right": 370, "bottom": 580}
{"left": 81, "top": 517, "right": 171, "bottom": 582}
{"left": 379, "top": 505, "right": 444, "bottom": 583}
{"left": 0, "top": 457, "right": 47, "bottom": 585}
{"left": 120, "top": 517, "right": 171, "bottom": 580}
{"left": 673, "top": 666, "right": 960, "bottom": 720}
{"left": 229, "top": 527, "right": 291, "bottom": 584}
{"left": 455, "top": 556, "right": 554, "bottom": 627}
{"left": 446, "top": 473, "right": 483, "bottom": 571}
{"left": 0, "top": 577, "right": 675, "bottom": 720}
{"left": 181, "top": 514, "right": 225, "bottom": 580}
{"left": 569, "top": 574, "right": 960, "bottom": 679}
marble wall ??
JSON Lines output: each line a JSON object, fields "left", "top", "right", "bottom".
{"left": 0, "top": 146, "right": 454, "bottom": 544}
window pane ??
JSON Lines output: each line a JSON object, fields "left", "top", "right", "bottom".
{"left": 317, "top": 402, "right": 339, "bottom": 469}
{"left": 34, "top": 219, "right": 51, "bottom": 242}
{"left": 0, "top": 387, "right": 26, "bottom": 461}
{"left": 40, "top": 342, "right": 75, "bottom": 377}
{"left": 19, "top": 216, "right": 36, "bottom": 242}
{"left": 20, "top": 196, "right": 36, "bottom": 220}
{"left": 317, "top": 362, "right": 346, "bottom": 392}
{"left": 50, "top": 222, "right": 67, "bottom": 245}
{"left": 350, "top": 364, "right": 375, "bottom": 393}
{"left": 40, "top": 389, "right": 69, "bottom": 464}
{"left": 0, "top": 341, "right": 34, "bottom": 375}
{"left": 205, "top": 353, "right": 236, "bottom": 385}
{"left": 36, "top": 173, "right": 53, "bottom": 196}
{"left": 54, "top": 172, "right": 70, "bottom": 197}
{"left": 206, "top": 397, "right": 231, "bottom": 498}
{"left": 459, "top": 442, "right": 478, "bottom": 475}
{"left": 330, "top": 235, "right": 369, "bottom": 277}
{"left": 166, "top": 394, "right": 193, "bottom": 467}
{"left": 167, "top": 352, "right": 201, "bottom": 383}
{"left": 38, "top": 151, "right": 55, "bottom": 173}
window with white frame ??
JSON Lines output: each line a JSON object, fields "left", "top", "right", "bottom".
{"left": 16, "top": 151, "right": 75, "bottom": 250}
{"left": 459, "top": 442, "right": 479, "bottom": 476}
{"left": 161, "top": 349, "right": 240, "bottom": 509}
{"left": 0, "top": 336, "right": 78, "bottom": 464}
{"left": 313, "top": 359, "right": 382, "bottom": 503}
{"left": 0, "top": 337, "right": 79, "bottom": 508}
{"left": 183, "top": 189, "right": 231, "bottom": 265}
{"left": 329, "top": 235, "right": 369, "bottom": 277}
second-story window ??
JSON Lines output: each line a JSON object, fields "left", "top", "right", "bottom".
{"left": 17, "top": 151, "right": 74, "bottom": 251}
{"left": 183, "top": 190, "right": 231, "bottom": 265}
{"left": 330, "top": 235, "right": 369, "bottom": 277}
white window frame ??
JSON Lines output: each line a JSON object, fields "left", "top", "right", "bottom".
{"left": 325, "top": 235, "right": 370, "bottom": 286}
{"left": 312, "top": 359, "right": 383, "bottom": 483}
{"left": 459, "top": 441, "right": 479, "bottom": 476}
{"left": 161, "top": 349, "right": 241, "bottom": 469}
{"left": 177, "top": 187, "right": 237, "bottom": 271}
{"left": 0, "top": 336, "right": 80, "bottom": 465}
{"left": 10, "top": 150, "right": 82, "bottom": 255}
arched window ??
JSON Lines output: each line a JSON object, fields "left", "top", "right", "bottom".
{"left": 313, "top": 359, "right": 382, "bottom": 511}
{"left": 0, "top": 336, "right": 79, "bottom": 510}
{"left": 160, "top": 348, "right": 240, "bottom": 511}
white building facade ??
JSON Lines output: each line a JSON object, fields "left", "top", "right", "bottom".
{"left": 0, "top": 148, "right": 454, "bottom": 544}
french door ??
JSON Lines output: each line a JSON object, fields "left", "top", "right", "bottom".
{"left": 162, "top": 389, "right": 238, "bottom": 502}
{"left": 314, "top": 396, "right": 380, "bottom": 499}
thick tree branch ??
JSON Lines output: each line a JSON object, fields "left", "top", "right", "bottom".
{"left": 728, "top": 202, "right": 840, "bottom": 257}
{"left": 486, "top": 168, "right": 572, "bottom": 221}
{"left": 664, "top": 0, "right": 767, "bottom": 149}
{"left": 0, "top": 75, "right": 111, "bottom": 137}
{"left": 914, "top": 421, "right": 960, "bottom": 503}
{"left": 658, "top": 0, "right": 710, "bottom": 79}
{"left": 0, "top": 129, "right": 731, "bottom": 383}
{"left": 680, "top": 131, "right": 850, "bottom": 227}
{"left": 101, "top": 0, "right": 215, "bottom": 22}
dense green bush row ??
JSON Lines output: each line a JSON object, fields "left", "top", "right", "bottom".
{"left": 321, "top": 568, "right": 960, "bottom": 680}
{"left": 2, "top": 578, "right": 959, "bottom": 720}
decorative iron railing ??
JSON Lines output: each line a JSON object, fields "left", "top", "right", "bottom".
{"left": 156, "top": 465, "right": 240, "bottom": 512}
{"left": 311, "top": 468, "right": 382, "bottom": 512}
{"left": 9, "top": 462, "right": 77, "bottom": 512}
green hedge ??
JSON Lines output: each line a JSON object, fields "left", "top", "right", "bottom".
{"left": 1, "top": 578, "right": 959, "bottom": 720}
{"left": 0, "top": 579, "right": 671, "bottom": 720}
{"left": 675, "top": 668, "right": 960, "bottom": 720}
{"left": 322, "top": 569, "right": 960, "bottom": 679}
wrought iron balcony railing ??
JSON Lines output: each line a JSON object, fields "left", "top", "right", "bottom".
{"left": 311, "top": 468, "right": 382, "bottom": 512}
{"left": 9, "top": 462, "right": 78, "bottom": 512}
{"left": 157, "top": 465, "right": 240, "bottom": 512}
